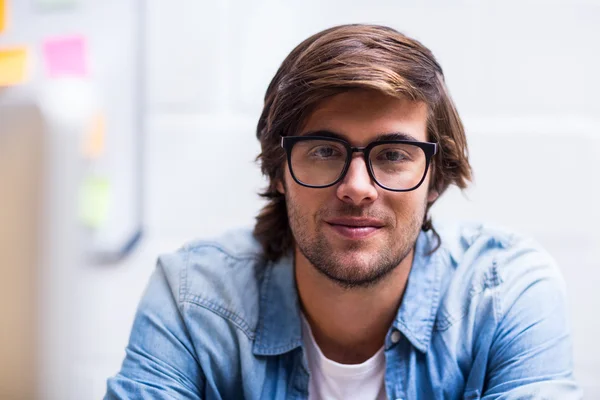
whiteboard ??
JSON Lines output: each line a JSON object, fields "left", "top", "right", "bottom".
{"left": 0, "top": 0, "right": 144, "bottom": 262}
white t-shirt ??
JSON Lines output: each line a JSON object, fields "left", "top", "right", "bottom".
{"left": 301, "top": 315, "right": 387, "bottom": 400}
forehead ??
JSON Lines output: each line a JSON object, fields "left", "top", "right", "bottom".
{"left": 299, "top": 89, "right": 429, "bottom": 145}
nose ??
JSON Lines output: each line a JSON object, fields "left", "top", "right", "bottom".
{"left": 336, "top": 154, "right": 378, "bottom": 206}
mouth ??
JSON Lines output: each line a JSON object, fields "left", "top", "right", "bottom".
{"left": 324, "top": 217, "right": 385, "bottom": 240}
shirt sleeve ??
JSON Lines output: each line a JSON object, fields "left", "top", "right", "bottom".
{"left": 481, "top": 244, "right": 582, "bottom": 399}
{"left": 104, "top": 256, "right": 204, "bottom": 399}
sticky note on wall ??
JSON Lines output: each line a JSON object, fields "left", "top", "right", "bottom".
{"left": 0, "top": 47, "right": 29, "bottom": 86}
{"left": 79, "top": 176, "right": 111, "bottom": 229}
{"left": 0, "top": 0, "right": 8, "bottom": 33}
{"left": 82, "top": 112, "right": 106, "bottom": 159}
{"left": 43, "top": 35, "right": 88, "bottom": 78}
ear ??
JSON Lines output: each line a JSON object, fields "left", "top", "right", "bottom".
{"left": 427, "top": 189, "right": 439, "bottom": 203}
{"left": 426, "top": 166, "right": 438, "bottom": 203}
{"left": 276, "top": 179, "right": 285, "bottom": 194}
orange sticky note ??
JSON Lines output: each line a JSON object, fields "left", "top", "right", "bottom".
{"left": 82, "top": 112, "right": 105, "bottom": 159}
{"left": 0, "top": 0, "right": 8, "bottom": 33}
{"left": 0, "top": 47, "right": 29, "bottom": 86}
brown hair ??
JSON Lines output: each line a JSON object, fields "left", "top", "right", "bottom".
{"left": 253, "top": 24, "right": 472, "bottom": 261}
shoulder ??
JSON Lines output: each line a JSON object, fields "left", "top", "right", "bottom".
{"left": 156, "top": 227, "right": 268, "bottom": 337}
{"left": 434, "top": 221, "right": 566, "bottom": 326}
{"left": 438, "top": 221, "right": 561, "bottom": 283}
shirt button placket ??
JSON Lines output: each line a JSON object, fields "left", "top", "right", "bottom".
{"left": 391, "top": 330, "right": 401, "bottom": 344}
{"left": 386, "top": 329, "right": 406, "bottom": 400}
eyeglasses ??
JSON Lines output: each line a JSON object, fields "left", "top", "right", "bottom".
{"left": 280, "top": 136, "right": 437, "bottom": 192}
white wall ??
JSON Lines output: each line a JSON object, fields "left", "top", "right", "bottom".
{"left": 40, "top": 1, "right": 600, "bottom": 399}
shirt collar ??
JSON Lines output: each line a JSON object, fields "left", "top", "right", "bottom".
{"left": 253, "top": 253, "right": 303, "bottom": 356}
{"left": 253, "top": 229, "right": 445, "bottom": 356}
{"left": 392, "top": 229, "right": 444, "bottom": 353}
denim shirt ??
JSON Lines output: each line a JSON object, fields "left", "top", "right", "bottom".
{"left": 105, "top": 223, "right": 581, "bottom": 399}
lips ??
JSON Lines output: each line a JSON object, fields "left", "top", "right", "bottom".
{"left": 325, "top": 217, "right": 385, "bottom": 240}
{"left": 325, "top": 217, "right": 385, "bottom": 228}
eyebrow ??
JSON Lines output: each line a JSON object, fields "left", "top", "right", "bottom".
{"left": 300, "top": 130, "right": 421, "bottom": 143}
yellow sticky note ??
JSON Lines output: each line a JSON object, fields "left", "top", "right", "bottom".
{"left": 82, "top": 113, "right": 105, "bottom": 159}
{"left": 79, "top": 176, "right": 111, "bottom": 228}
{"left": 0, "top": 47, "right": 29, "bottom": 86}
{"left": 0, "top": 0, "right": 8, "bottom": 33}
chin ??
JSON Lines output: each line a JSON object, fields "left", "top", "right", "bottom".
{"left": 333, "top": 248, "right": 380, "bottom": 267}
{"left": 332, "top": 236, "right": 386, "bottom": 255}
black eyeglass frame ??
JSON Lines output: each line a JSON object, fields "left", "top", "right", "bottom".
{"left": 280, "top": 135, "right": 438, "bottom": 192}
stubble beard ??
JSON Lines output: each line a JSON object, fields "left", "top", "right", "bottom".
{"left": 286, "top": 193, "right": 425, "bottom": 290}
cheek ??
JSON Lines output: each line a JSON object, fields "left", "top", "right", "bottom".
{"left": 387, "top": 189, "right": 429, "bottom": 221}
{"left": 286, "top": 185, "right": 336, "bottom": 227}
{"left": 292, "top": 187, "right": 329, "bottom": 211}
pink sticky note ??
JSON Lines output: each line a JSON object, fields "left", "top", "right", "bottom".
{"left": 43, "top": 35, "right": 88, "bottom": 77}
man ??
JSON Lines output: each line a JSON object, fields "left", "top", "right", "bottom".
{"left": 106, "top": 24, "right": 580, "bottom": 399}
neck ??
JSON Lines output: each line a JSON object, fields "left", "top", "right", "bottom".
{"left": 295, "top": 248, "right": 414, "bottom": 364}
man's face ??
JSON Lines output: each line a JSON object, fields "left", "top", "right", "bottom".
{"left": 279, "top": 89, "right": 437, "bottom": 288}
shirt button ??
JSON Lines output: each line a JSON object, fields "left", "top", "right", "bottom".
{"left": 391, "top": 330, "right": 401, "bottom": 344}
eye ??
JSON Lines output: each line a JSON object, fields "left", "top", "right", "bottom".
{"left": 309, "top": 145, "right": 343, "bottom": 159}
{"left": 376, "top": 149, "right": 411, "bottom": 162}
